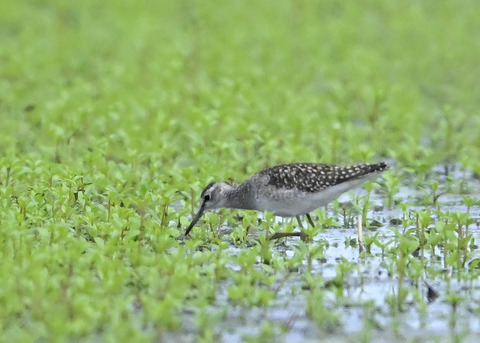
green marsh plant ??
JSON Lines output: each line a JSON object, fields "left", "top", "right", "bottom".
{"left": 387, "top": 227, "right": 420, "bottom": 313}
{"left": 305, "top": 286, "right": 340, "bottom": 333}
{"left": 227, "top": 248, "right": 276, "bottom": 307}
{"left": 382, "top": 170, "right": 401, "bottom": 209}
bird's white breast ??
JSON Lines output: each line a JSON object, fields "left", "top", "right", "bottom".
{"left": 255, "top": 173, "right": 378, "bottom": 217}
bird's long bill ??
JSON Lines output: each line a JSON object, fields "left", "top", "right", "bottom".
{"left": 185, "top": 202, "right": 206, "bottom": 236}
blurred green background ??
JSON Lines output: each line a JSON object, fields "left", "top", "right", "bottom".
{"left": 2, "top": 0, "right": 479, "bottom": 177}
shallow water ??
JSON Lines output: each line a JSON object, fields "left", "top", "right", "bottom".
{"left": 175, "top": 171, "right": 480, "bottom": 342}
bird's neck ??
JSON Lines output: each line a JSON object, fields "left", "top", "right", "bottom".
{"left": 224, "top": 183, "right": 255, "bottom": 210}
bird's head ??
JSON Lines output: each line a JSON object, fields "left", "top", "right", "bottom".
{"left": 185, "top": 182, "right": 232, "bottom": 236}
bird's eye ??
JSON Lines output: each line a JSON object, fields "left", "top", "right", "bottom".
{"left": 203, "top": 194, "right": 211, "bottom": 201}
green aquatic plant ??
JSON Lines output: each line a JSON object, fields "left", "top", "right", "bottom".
{"left": 361, "top": 182, "right": 373, "bottom": 228}
{"left": 331, "top": 258, "right": 357, "bottom": 301}
{"left": 227, "top": 248, "right": 277, "bottom": 307}
{"left": 382, "top": 170, "right": 401, "bottom": 209}
{"left": 429, "top": 180, "right": 441, "bottom": 207}
{"left": 386, "top": 227, "right": 420, "bottom": 313}
{"left": 243, "top": 322, "right": 277, "bottom": 343}
{"left": 362, "top": 231, "right": 384, "bottom": 255}
{"left": 194, "top": 307, "right": 225, "bottom": 343}
{"left": 416, "top": 209, "right": 432, "bottom": 261}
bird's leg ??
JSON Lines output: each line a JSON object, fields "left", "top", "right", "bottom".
{"left": 296, "top": 216, "right": 305, "bottom": 229}
{"left": 269, "top": 231, "right": 304, "bottom": 240}
{"left": 306, "top": 214, "right": 315, "bottom": 227}
{"left": 269, "top": 216, "right": 307, "bottom": 241}
{"left": 296, "top": 216, "right": 309, "bottom": 241}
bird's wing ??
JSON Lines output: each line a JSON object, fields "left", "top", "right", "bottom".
{"left": 255, "top": 163, "right": 387, "bottom": 193}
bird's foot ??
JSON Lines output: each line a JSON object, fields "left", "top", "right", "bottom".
{"left": 269, "top": 231, "right": 309, "bottom": 242}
